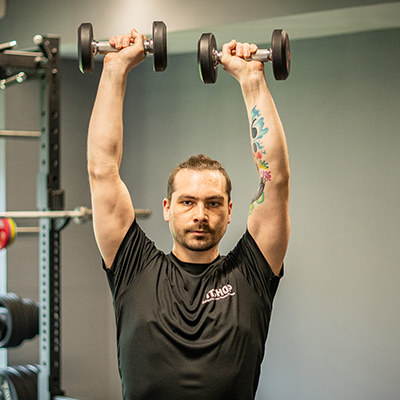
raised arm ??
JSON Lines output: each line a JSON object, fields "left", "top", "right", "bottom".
{"left": 221, "top": 40, "right": 290, "bottom": 276}
{"left": 87, "top": 29, "right": 147, "bottom": 268}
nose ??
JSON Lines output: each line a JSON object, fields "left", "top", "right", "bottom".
{"left": 193, "top": 203, "right": 208, "bottom": 223}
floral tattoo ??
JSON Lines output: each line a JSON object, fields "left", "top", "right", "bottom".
{"left": 249, "top": 105, "right": 271, "bottom": 214}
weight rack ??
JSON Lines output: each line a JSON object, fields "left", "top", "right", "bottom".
{"left": 0, "top": 34, "right": 80, "bottom": 400}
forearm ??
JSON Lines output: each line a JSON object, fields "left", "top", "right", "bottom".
{"left": 240, "top": 73, "right": 290, "bottom": 184}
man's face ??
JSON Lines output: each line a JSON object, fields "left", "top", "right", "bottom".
{"left": 163, "top": 169, "right": 232, "bottom": 258}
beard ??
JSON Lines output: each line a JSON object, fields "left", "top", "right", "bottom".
{"left": 173, "top": 223, "right": 224, "bottom": 252}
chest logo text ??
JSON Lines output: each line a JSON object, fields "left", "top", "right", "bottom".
{"left": 202, "top": 284, "right": 236, "bottom": 304}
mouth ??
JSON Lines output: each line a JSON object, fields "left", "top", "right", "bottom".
{"left": 190, "top": 230, "right": 208, "bottom": 235}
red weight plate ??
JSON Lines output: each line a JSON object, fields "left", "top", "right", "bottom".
{"left": 0, "top": 218, "right": 10, "bottom": 250}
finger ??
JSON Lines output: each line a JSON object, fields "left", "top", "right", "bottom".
{"left": 235, "top": 42, "right": 244, "bottom": 58}
{"left": 109, "top": 36, "right": 117, "bottom": 46}
{"left": 242, "top": 43, "right": 251, "bottom": 59}
{"left": 222, "top": 39, "right": 237, "bottom": 57}
{"left": 110, "top": 34, "right": 129, "bottom": 49}
{"left": 250, "top": 43, "right": 258, "bottom": 54}
{"left": 122, "top": 34, "right": 131, "bottom": 47}
{"left": 130, "top": 29, "right": 145, "bottom": 50}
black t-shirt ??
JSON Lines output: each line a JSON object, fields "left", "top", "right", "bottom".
{"left": 105, "top": 220, "right": 282, "bottom": 400}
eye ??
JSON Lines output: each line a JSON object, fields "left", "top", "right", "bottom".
{"left": 208, "top": 201, "right": 220, "bottom": 208}
{"left": 182, "top": 200, "right": 192, "bottom": 206}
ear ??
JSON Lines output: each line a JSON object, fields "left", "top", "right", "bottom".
{"left": 163, "top": 198, "right": 170, "bottom": 222}
{"left": 227, "top": 201, "right": 233, "bottom": 224}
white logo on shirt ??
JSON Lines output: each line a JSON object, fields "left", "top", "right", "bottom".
{"left": 202, "top": 284, "right": 236, "bottom": 304}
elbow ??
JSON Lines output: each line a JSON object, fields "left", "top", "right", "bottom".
{"left": 87, "top": 157, "right": 119, "bottom": 182}
{"left": 275, "top": 165, "right": 290, "bottom": 188}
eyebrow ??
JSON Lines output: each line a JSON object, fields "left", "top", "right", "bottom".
{"left": 177, "top": 195, "right": 226, "bottom": 202}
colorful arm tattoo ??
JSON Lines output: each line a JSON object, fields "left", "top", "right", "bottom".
{"left": 249, "top": 105, "right": 271, "bottom": 214}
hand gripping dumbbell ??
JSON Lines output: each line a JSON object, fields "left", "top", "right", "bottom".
{"left": 197, "top": 29, "right": 290, "bottom": 84}
{"left": 78, "top": 21, "right": 167, "bottom": 74}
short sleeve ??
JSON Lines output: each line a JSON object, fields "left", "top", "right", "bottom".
{"left": 104, "top": 219, "right": 161, "bottom": 301}
{"left": 227, "top": 229, "right": 283, "bottom": 306}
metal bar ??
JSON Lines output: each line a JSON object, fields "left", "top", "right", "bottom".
{"left": 37, "top": 33, "right": 64, "bottom": 400}
{"left": 0, "top": 207, "right": 151, "bottom": 220}
{"left": 0, "top": 130, "right": 40, "bottom": 138}
{"left": 0, "top": 207, "right": 91, "bottom": 219}
{"left": 0, "top": 51, "right": 46, "bottom": 69}
{"left": 16, "top": 226, "right": 40, "bottom": 234}
{"left": 0, "top": 72, "right": 27, "bottom": 90}
{"left": 0, "top": 78, "right": 7, "bottom": 369}
{"left": 2, "top": 50, "right": 43, "bottom": 57}
{"left": 0, "top": 41, "right": 17, "bottom": 52}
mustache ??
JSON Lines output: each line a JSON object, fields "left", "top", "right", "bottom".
{"left": 185, "top": 224, "right": 212, "bottom": 233}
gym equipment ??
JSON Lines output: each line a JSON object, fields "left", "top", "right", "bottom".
{"left": 0, "top": 41, "right": 17, "bottom": 52}
{"left": 1, "top": 207, "right": 93, "bottom": 225}
{"left": 0, "top": 206, "right": 151, "bottom": 224}
{"left": 0, "top": 72, "right": 26, "bottom": 90}
{"left": 0, "top": 364, "right": 40, "bottom": 400}
{"left": 197, "top": 29, "right": 290, "bottom": 84}
{"left": 0, "top": 218, "right": 16, "bottom": 250}
{"left": 0, "top": 130, "right": 40, "bottom": 139}
{"left": 78, "top": 21, "right": 168, "bottom": 73}
{"left": 0, "top": 293, "right": 39, "bottom": 348}
{"left": 1, "top": 33, "right": 101, "bottom": 400}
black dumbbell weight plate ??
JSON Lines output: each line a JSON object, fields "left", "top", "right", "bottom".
{"left": 198, "top": 33, "right": 218, "bottom": 84}
{"left": 78, "top": 23, "right": 94, "bottom": 74}
{"left": 271, "top": 29, "right": 290, "bottom": 80}
{"left": 152, "top": 21, "right": 167, "bottom": 72}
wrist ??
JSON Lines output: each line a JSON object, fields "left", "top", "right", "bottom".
{"left": 102, "top": 55, "right": 131, "bottom": 82}
{"left": 239, "top": 72, "right": 269, "bottom": 103}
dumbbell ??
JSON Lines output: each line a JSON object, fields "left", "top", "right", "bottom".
{"left": 78, "top": 21, "right": 167, "bottom": 74}
{"left": 197, "top": 29, "right": 290, "bottom": 84}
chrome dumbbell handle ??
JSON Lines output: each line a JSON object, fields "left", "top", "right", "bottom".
{"left": 214, "top": 48, "right": 272, "bottom": 66}
{"left": 92, "top": 39, "right": 153, "bottom": 55}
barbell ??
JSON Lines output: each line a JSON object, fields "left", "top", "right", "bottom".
{"left": 197, "top": 29, "right": 291, "bottom": 84}
{"left": 0, "top": 207, "right": 151, "bottom": 251}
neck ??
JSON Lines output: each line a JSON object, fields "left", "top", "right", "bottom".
{"left": 172, "top": 244, "right": 219, "bottom": 264}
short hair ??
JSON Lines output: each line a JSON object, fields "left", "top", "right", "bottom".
{"left": 167, "top": 154, "right": 232, "bottom": 202}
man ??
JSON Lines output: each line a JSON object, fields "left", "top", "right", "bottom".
{"left": 87, "top": 28, "right": 290, "bottom": 400}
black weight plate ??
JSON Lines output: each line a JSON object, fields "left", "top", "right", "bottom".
{"left": 78, "top": 23, "right": 94, "bottom": 74}
{"left": 0, "top": 370, "right": 18, "bottom": 400}
{"left": 7, "top": 367, "right": 33, "bottom": 400}
{"left": 14, "top": 366, "right": 37, "bottom": 400}
{"left": 0, "top": 307, "right": 8, "bottom": 344}
{"left": 0, "top": 293, "right": 39, "bottom": 348}
{"left": 197, "top": 33, "right": 218, "bottom": 84}
{"left": 271, "top": 29, "right": 290, "bottom": 80}
{"left": 4, "top": 367, "right": 30, "bottom": 400}
{"left": 152, "top": 21, "right": 167, "bottom": 72}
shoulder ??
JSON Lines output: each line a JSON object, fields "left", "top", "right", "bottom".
{"left": 224, "top": 229, "right": 283, "bottom": 303}
{"left": 107, "top": 219, "right": 161, "bottom": 274}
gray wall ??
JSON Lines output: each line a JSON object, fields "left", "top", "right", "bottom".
{"left": 2, "top": 27, "right": 400, "bottom": 399}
